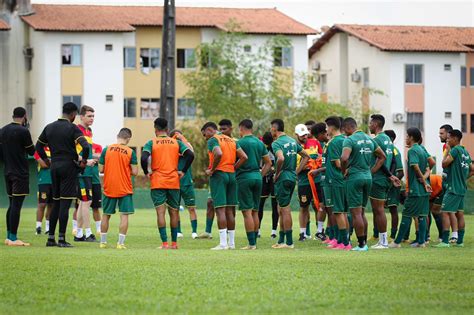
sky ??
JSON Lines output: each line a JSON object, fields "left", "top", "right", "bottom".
{"left": 32, "top": 0, "right": 474, "bottom": 46}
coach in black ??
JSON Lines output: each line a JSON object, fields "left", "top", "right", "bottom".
{"left": 36, "top": 102, "right": 90, "bottom": 247}
{"left": 0, "top": 107, "right": 36, "bottom": 246}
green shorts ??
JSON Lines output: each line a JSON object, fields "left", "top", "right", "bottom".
{"left": 346, "top": 177, "right": 372, "bottom": 209}
{"left": 180, "top": 185, "right": 196, "bottom": 207}
{"left": 151, "top": 189, "right": 180, "bottom": 210}
{"left": 369, "top": 178, "right": 390, "bottom": 201}
{"left": 103, "top": 194, "right": 134, "bottom": 215}
{"left": 274, "top": 179, "right": 295, "bottom": 208}
{"left": 210, "top": 171, "right": 237, "bottom": 208}
{"left": 324, "top": 185, "right": 347, "bottom": 213}
{"left": 386, "top": 186, "right": 401, "bottom": 207}
{"left": 441, "top": 192, "right": 464, "bottom": 212}
{"left": 403, "top": 195, "right": 429, "bottom": 217}
{"left": 433, "top": 188, "right": 445, "bottom": 206}
{"left": 237, "top": 177, "right": 262, "bottom": 211}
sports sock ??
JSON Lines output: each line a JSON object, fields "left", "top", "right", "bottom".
{"left": 328, "top": 226, "right": 334, "bottom": 240}
{"left": 191, "top": 219, "right": 197, "bottom": 233}
{"left": 95, "top": 221, "right": 101, "bottom": 233}
{"left": 72, "top": 219, "right": 78, "bottom": 230}
{"left": 219, "top": 228, "right": 227, "bottom": 247}
{"left": 317, "top": 221, "right": 324, "bottom": 233}
{"left": 85, "top": 228, "right": 92, "bottom": 238}
{"left": 278, "top": 231, "right": 285, "bottom": 244}
{"left": 340, "top": 228, "right": 349, "bottom": 246}
{"left": 433, "top": 213, "right": 443, "bottom": 239}
{"left": 58, "top": 232, "right": 65, "bottom": 242}
{"left": 177, "top": 221, "right": 182, "bottom": 234}
{"left": 306, "top": 221, "right": 311, "bottom": 236}
{"left": 404, "top": 220, "right": 412, "bottom": 240}
{"left": 390, "top": 227, "right": 397, "bottom": 239}
{"left": 300, "top": 227, "right": 306, "bottom": 234}
{"left": 205, "top": 218, "right": 213, "bottom": 234}
{"left": 58, "top": 199, "right": 72, "bottom": 235}
{"left": 414, "top": 230, "right": 419, "bottom": 243}
{"left": 45, "top": 220, "right": 50, "bottom": 231}
{"left": 254, "top": 231, "right": 258, "bottom": 245}
{"left": 36, "top": 221, "right": 42, "bottom": 229}
{"left": 171, "top": 227, "right": 178, "bottom": 242}
{"left": 76, "top": 228, "right": 84, "bottom": 238}
{"left": 457, "top": 229, "right": 465, "bottom": 244}
{"left": 442, "top": 230, "right": 450, "bottom": 244}
{"left": 285, "top": 230, "right": 293, "bottom": 246}
{"left": 357, "top": 235, "right": 365, "bottom": 248}
{"left": 158, "top": 227, "right": 167, "bottom": 242}
{"left": 373, "top": 226, "right": 379, "bottom": 238}
{"left": 271, "top": 198, "right": 279, "bottom": 230}
{"left": 10, "top": 233, "right": 18, "bottom": 241}
{"left": 395, "top": 216, "right": 412, "bottom": 244}
{"left": 380, "top": 232, "right": 388, "bottom": 246}
{"left": 101, "top": 233, "right": 107, "bottom": 243}
{"left": 118, "top": 233, "right": 126, "bottom": 245}
{"left": 228, "top": 230, "right": 235, "bottom": 247}
{"left": 451, "top": 231, "right": 458, "bottom": 239}
{"left": 271, "top": 229, "right": 277, "bottom": 235}
{"left": 9, "top": 196, "right": 25, "bottom": 237}
{"left": 246, "top": 232, "right": 255, "bottom": 246}
{"left": 418, "top": 217, "right": 427, "bottom": 245}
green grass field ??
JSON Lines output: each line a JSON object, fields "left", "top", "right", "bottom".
{"left": 1, "top": 209, "right": 473, "bottom": 314}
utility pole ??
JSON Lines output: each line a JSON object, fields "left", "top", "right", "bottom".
{"left": 159, "top": 0, "right": 176, "bottom": 128}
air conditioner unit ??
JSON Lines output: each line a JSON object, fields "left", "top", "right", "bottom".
{"left": 393, "top": 112, "right": 407, "bottom": 123}
{"left": 312, "top": 60, "right": 321, "bottom": 71}
{"left": 351, "top": 70, "right": 361, "bottom": 82}
{"left": 23, "top": 47, "right": 34, "bottom": 58}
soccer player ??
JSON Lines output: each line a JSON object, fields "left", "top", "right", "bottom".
{"left": 91, "top": 143, "right": 103, "bottom": 235}
{"left": 389, "top": 127, "right": 432, "bottom": 248}
{"left": 384, "top": 130, "right": 404, "bottom": 240}
{"left": 237, "top": 119, "right": 271, "bottom": 249}
{"left": 74, "top": 105, "right": 97, "bottom": 242}
{"left": 36, "top": 102, "right": 90, "bottom": 247}
{"left": 170, "top": 129, "right": 198, "bottom": 239}
{"left": 0, "top": 107, "right": 35, "bottom": 246}
{"left": 434, "top": 129, "right": 473, "bottom": 248}
{"left": 438, "top": 124, "right": 458, "bottom": 243}
{"left": 202, "top": 121, "right": 247, "bottom": 250}
{"left": 34, "top": 147, "right": 53, "bottom": 235}
{"left": 141, "top": 118, "right": 194, "bottom": 249}
{"left": 294, "top": 123, "right": 319, "bottom": 241}
{"left": 312, "top": 116, "right": 351, "bottom": 250}
{"left": 368, "top": 114, "right": 398, "bottom": 249}
{"left": 99, "top": 128, "right": 138, "bottom": 249}
{"left": 258, "top": 132, "right": 279, "bottom": 238}
{"left": 341, "top": 118, "right": 397, "bottom": 251}
{"left": 310, "top": 123, "right": 330, "bottom": 241}
{"left": 270, "top": 119, "right": 310, "bottom": 249}
{"left": 197, "top": 119, "right": 234, "bottom": 239}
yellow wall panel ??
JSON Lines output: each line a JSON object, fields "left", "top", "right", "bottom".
{"left": 61, "top": 67, "right": 83, "bottom": 95}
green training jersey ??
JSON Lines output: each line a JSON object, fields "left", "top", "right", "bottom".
{"left": 178, "top": 157, "right": 193, "bottom": 186}
{"left": 78, "top": 142, "right": 93, "bottom": 178}
{"left": 324, "top": 134, "right": 345, "bottom": 187}
{"left": 445, "top": 145, "right": 472, "bottom": 196}
{"left": 271, "top": 134, "right": 303, "bottom": 182}
{"left": 371, "top": 132, "right": 394, "bottom": 182}
{"left": 92, "top": 164, "right": 100, "bottom": 184}
{"left": 393, "top": 146, "right": 403, "bottom": 172}
{"left": 407, "top": 144, "right": 430, "bottom": 197}
{"left": 236, "top": 135, "right": 268, "bottom": 180}
{"left": 342, "top": 131, "right": 378, "bottom": 180}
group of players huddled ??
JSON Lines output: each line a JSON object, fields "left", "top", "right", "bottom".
{"left": 1, "top": 103, "right": 472, "bottom": 250}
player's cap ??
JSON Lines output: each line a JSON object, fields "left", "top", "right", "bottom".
{"left": 295, "top": 124, "right": 310, "bottom": 136}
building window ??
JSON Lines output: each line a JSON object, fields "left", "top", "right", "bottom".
{"left": 62, "top": 95, "right": 81, "bottom": 110}
{"left": 407, "top": 112, "right": 424, "bottom": 132}
{"left": 244, "top": 45, "right": 252, "bottom": 53}
{"left": 461, "top": 66, "right": 467, "bottom": 87}
{"left": 105, "top": 44, "right": 113, "bottom": 51}
{"left": 461, "top": 114, "right": 467, "bottom": 133}
{"left": 274, "top": 47, "right": 293, "bottom": 68}
{"left": 320, "top": 74, "right": 327, "bottom": 93}
{"left": 124, "top": 47, "right": 136, "bottom": 69}
{"left": 124, "top": 98, "right": 136, "bottom": 118}
{"left": 140, "top": 98, "right": 160, "bottom": 119}
{"left": 61, "top": 45, "right": 81, "bottom": 66}
{"left": 140, "top": 48, "right": 160, "bottom": 71}
{"left": 405, "top": 64, "right": 423, "bottom": 84}
{"left": 470, "top": 67, "right": 474, "bottom": 87}
{"left": 362, "top": 67, "right": 369, "bottom": 88}
{"left": 471, "top": 114, "right": 474, "bottom": 133}
{"left": 177, "top": 49, "right": 196, "bottom": 69}
{"left": 177, "top": 99, "right": 196, "bottom": 119}
{"left": 444, "top": 64, "right": 451, "bottom": 71}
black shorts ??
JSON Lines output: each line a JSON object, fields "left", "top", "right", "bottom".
{"left": 51, "top": 163, "right": 79, "bottom": 200}
{"left": 298, "top": 185, "right": 313, "bottom": 207}
{"left": 38, "top": 184, "right": 53, "bottom": 204}
{"left": 91, "top": 183, "right": 102, "bottom": 209}
{"left": 261, "top": 176, "right": 275, "bottom": 197}
{"left": 5, "top": 174, "right": 29, "bottom": 197}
